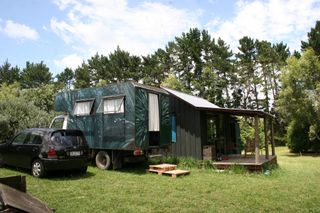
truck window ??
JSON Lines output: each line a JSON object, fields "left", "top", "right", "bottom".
{"left": 74, "top": 99, "right": 94, "bottom": 116}
{"left": 99, "top": 97, "right": 124, "bottom": 114}
{"left": 50, "top": 117, "right": 64, "bottom": 129}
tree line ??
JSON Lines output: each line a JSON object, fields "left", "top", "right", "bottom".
{"left": 1, "top": 21, "right": 320, "bottom": 152}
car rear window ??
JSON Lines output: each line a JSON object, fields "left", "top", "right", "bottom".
{"left": 50, "top": 130, "right": 87, "bottom": 147}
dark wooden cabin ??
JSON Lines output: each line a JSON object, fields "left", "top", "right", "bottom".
{"left": 162, "top": 87, "right": 277, "bottom": 170}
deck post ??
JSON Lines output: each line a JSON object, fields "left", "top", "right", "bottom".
{"left": 254, "top": 115, "right": 260, "bottom": 164}
{"left": 271, "top": 118, "right": 275, "bottom": 156}
{"left": 264, "top": 117, "right": 269, "bottom": 159}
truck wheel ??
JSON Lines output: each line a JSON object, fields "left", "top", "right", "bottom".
{"left": 32, "top": 160, "right": 46, "bottom": 178}
{"left": 95, "top": 151, "right": 111, "bottom": 170}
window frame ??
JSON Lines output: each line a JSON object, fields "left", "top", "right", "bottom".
{"left": 73, "top": 98, "right": 95, "bottom": 116}
{"left": 25, "top": 132, "right": 44, "bottom": 145}
{"left": 98, "top": 95, "right": 125, "bottom": 115}
{"left": 11, "top": 133, "right": 28, "bottom": 145}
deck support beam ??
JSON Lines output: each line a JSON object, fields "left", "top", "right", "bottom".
{"left": 254, "top": 115, "right": 260, "bottom": 164}
{"left": 264, "top": 117, "right": 269, "bottom": 159}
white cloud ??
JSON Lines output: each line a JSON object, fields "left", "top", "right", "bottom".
{"left": 209, "top": 0, "right": 320, "bottom": 52}
{"left": 51, "top": 0, "right": 199, "bottom": 57}
{"left": 1, "top": 20, "right": 39, "bottom": 40}
{"left": 54, "top": 54, "right": 83, "bottom": 70}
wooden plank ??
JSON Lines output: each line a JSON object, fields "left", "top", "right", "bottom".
{"left": 148, "top": 169, "right": 190, "bottom": 178}
{"left": 164, "top": 170, "right": 190, "bottom": 178}
{"left": 0, "top": 176, "right": 26, "bottom": 192}
{"left": 148, "top": 169, "right": 165, "bottom": 175}
{"left": 149, "top": 164, "right": 177, "bottom": 171}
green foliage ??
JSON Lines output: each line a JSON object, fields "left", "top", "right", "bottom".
{"left": 0, "top": 97, "right": 52, "bottom": 141}
{"left": 149, "top": 156, "right": 215, "bottom": 170}
{"left": 74, "top": 62, "right": 91, "bottom": 88}
{"left": 301, "top": 21, "right": 320, "bottom": 56}
{"left": 74, "top": 48, "right": 142, "bottom": 88}
{"left": 277, "top": 49, "right": 320, "bottom": 152}
{"left": 0, "top": 83, "right": 56, "bottom": 141}
{"left": 238, "top": 117, "right": 265, "bottom": 149}
{"left": 22, "top": 84, "right": 57, "bottom": 112}
{"left": 0, "top": 60, "right": 20, "bottom": 84}
{"left": 56, "top": 67, "right": 74, "bottom": 89}
{"left": 160, "top": 74, "right": 190, "bottom": 93}
{"left": 21, "top": 61, "right": 52, "bottom": 88}
{"left": 226, "top": 164, "right": 248, "bottom": 174}
{"left": 141, "top": 48, "right": 170, "bottom": 86}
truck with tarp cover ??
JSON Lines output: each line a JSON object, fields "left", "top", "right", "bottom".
{"left": 50, "top": 82, "right": 171, "bottom": 169}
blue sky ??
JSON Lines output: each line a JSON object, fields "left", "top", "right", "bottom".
{"left": 1, "top": 0, "right": 320, "bottom": 76}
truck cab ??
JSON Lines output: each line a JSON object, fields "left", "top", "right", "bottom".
{"left": 49, "top": 115, "right": 68, "bottom": 129}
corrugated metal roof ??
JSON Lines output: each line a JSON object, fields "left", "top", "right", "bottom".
{"left": 161, "top": 87, "right": 220, "bottom": 109}
{"left": 162, "top": 86, "right": 274, "bottom": 118}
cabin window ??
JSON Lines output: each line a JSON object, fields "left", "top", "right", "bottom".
{"left": 100, "top": 97, "right": 124, "bottom": 114}
{"left": 74, "top": 100, "right": 94, "bottom": 116}
{"left": 148, "top": 93, "right": 160, "bottom": 131}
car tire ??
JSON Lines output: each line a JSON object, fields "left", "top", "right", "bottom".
{"left": 95, "top": 151, "right": 111, "bottom": 170}
{"left": 32, "top": 160, "right": 46, "bottom": 178}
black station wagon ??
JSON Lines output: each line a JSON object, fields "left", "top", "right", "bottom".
{"left": 0, "top": 128, "right": 89, "bottom": 178}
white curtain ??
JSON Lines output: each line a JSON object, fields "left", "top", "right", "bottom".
{"left": 103, "top": 98, "right": 124, "bottom": 114}
{"left": 74, "top": 101, "right": 91, "bottom": 115}
{"left": 149, "top": 93, "right": 160, "bottom": 131}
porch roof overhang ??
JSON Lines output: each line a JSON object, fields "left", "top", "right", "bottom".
{"left": 197, "top": 107, "right": 275, "bottom": 119}
{"left": 161, "top": 87, "right": 274, "bottom": 119}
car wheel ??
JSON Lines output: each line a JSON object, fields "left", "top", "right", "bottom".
{"left": 95, "top": 151, "right": 111, "bottom": 170}
{"left": 32, "top": 160, "right": 45, "bottom": 178}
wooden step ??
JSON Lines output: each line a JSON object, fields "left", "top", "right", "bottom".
{"left": 148, "top": 164, "right": 190, "bottom": 178}
{"left": 148, "top": 169, "right": 190, "bottom": 178}
{"left": 149, "top": 164, "right": 177, "bottom": 171}
{"left": 163, "top": 170, "right": 190, "bottom": 178}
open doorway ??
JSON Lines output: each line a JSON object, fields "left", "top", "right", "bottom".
{"left": 148, "top": 93, "right": 160, "bottom": 147}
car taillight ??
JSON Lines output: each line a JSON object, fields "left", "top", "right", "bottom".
{"left": 133, "top": 149, "right": 143, "bottom": 156}
{"left": 48, "top": 148, "right": 57, "bottom": 159}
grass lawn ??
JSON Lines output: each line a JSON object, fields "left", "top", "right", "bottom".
{"left": 1, "top": 147, "right": 320, "bottom": 212}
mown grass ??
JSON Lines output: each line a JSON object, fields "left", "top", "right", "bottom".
{"left": 1, "top": 147, "right": 320, "bottom": 212}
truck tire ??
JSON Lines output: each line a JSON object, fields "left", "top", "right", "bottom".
{"left": 95, "top": 151, "right": 111, "bottom": 170}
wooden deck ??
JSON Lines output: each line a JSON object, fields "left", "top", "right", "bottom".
{"left": 212, "top": 155, "right": 277, "bottom": 171}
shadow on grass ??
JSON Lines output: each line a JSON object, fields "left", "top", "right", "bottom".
{"left": 1, "top": 165, "right": 96, "bottom": 180}
{"left": 283, "top": 153, "right": 320, "bottom": 158}
{"left": 115, "top": 162, "right": 149, "bottom": 176}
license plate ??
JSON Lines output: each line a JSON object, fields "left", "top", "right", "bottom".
{"left": 70, "top": 151, "right": 81, "bottom": 156}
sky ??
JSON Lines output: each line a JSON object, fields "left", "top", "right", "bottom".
{"left": 0, "top": 0, "right": 320, "bottom": 76}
